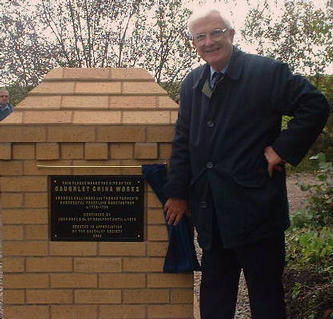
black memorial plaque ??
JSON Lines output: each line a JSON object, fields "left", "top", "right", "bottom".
{"left": 50, "top": 175, "right": 144, "bottom": 241}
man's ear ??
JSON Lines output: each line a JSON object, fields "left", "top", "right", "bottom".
{"left": 229, "top": 29, "right": 235, "bottom": 42}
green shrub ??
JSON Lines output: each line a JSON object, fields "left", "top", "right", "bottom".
{"left": 285, "top": 153, "right": 333, "bottom": 319}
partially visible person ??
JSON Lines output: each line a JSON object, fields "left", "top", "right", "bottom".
{"left": 0, "top": 89, "right": 13, "bottom": 121}
{"left": 163, "top": 7, "right": 329, "bottom": 319}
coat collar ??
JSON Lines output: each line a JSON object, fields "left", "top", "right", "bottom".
{"left": 194, "top": 46, "right": 243, "bottom": 89}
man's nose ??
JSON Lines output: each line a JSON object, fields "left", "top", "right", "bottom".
{"left": 203, "top": 34, "right": 215, "bottom": 46}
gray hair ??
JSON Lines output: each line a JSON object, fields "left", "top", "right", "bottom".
{"left": 188, "top": 8, "right": 233, "bottom": 35}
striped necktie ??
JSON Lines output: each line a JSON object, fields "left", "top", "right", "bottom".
{"left": 211, "top": 72, "right": 223, "bottom": 89}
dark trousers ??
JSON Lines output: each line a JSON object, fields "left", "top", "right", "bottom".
{"left": 200, "top": 230, "right": 286, "bottom": 319}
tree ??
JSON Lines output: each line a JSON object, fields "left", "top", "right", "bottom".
{"left": 1, "top": 0, "right": 197, "bottom": 96}
{"left": 136, "top": 0, "right": 196, "bottom": 98}
{"left": 0, "top": 0, "right": 55, "bottom": 86}
{"left": 241, "top": 0, "right": 333, "bottom": 75}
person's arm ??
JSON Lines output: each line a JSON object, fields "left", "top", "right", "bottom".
{"left": 270, "top": 63, "right": 329, "bottom": 167}
{"left": 163, "top": 76, "right": 193, "bottom": 225}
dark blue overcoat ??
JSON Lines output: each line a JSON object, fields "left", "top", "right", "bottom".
{"left": 164, "top": 47, "right": 329, "bottom": 249}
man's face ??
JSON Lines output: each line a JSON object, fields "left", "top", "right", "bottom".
{"left": 191, "top": 13, "right": 235, "bottom": 71}
{"left": 0, "top": 90, "right": 9, "bottom": 106}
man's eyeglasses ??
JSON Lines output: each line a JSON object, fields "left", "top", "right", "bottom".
{"left": 192, "top": 28, "right": 228, "bottom": 43}
{"left": 0, "top": 95, "right": 9, "bottom": 98}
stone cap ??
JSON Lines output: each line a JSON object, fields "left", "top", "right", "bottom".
{"left": 1, "top": 68, "right": 179, "bottom": 125}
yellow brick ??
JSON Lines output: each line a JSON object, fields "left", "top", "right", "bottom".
{"left": 122, "top": 82, "right": 166, "bottom": 95}
{"left": 96, "top": 126, "right": 145, "bottom": 142}
{"left": 26, "top": 257, "right": 72, "bottom": 272}
{"left": 1, "top": 111, "right": 23, "bottom": 124}
{"left": 147, "top": 208, "right": 165, "bottom": 225}
{"left": 0, "top": 142, "right": 12, "bottom": 159}
{"left": 123, "top": 258, "right": 164, "bottom": 272}
{"left": 123, "top": 111, "right": 170, "bottom": 124}
{"left": 147, "top": 225, "right": 168, "bottom": 242}
{"left": 3, "top": 289, "right": 25, "bottom": 304}
{"left": 25, "top": 225, "right": 48, "bottom": 240}
{"left": 31, "top": 81, "right": 75, "bottom": 94}
{"left": 75, "top": 289, "right": 121, "bottom": 304}
{"left": 24, "top": 111, "right": 72, "bottom": 124}
{"left": 148, "top": 191, "right": 163, "bottom": 208}
{"left": 171, "top": 110, "right": 178, "bottom": 124}
{"left": 26, "top": 289, "right": 73, "bottom": 304}
{"left": 16, "top": 95, "right": 61, "bottom": 109}
{"left": 158, "top": 96, "right": 179, "bottom": 109}
{"left": 110, "top": 143, "right": 133, "bottom": 159}
{"left": 47, "top": 126, "right": 95, "bottom": 142}
{"left": 0, "top": 127, "right": 47, "bottom": 142}
{"left": 74, "top": 111, "right": 121, "bottom": 124}
{"left": 147, "top": 242, "right": 168, "bottom": 257}
{"left": 171, "top": 289, "right": 194, "bottom": 304}
{"left": 50, "top": 274, "right": 97, "bottom": 288}
{"left": 12, "top": 143, "right": 35, "bottom": 159}
{"left": 3, "top": 241, "right": 48, "bottom": 256}
{"left": 4, "top": 305, "right": 49, "bottom": 319}
{"left": 100, "top": 305, "right": 146, "bottom": 319}
{"left": 76, "top": 81, "right": 121, "bottom": 94}
{"left": 147, "top": 273, "right": 193, "bottom": 288}
{"left": 74, "top": 257, "right": 121, "bottom": 272}
{"left": 3, "top": 257, "right": 25, "bottom": 272}
{"left": 148, "top": 304, "right": 193, "bottom": 318}
{"left": 24, "top": 193, "right": 47, "bottom": 208}
{"left": 61, "top": 143, "right": 84, "bottom": 159}
{"left": 51, "top": 305, "right": 98, "bottom": 319}
{"left": 110, "top": 95, "right": 157, "bottom": 108}
{"left": 134, "top": 143, "right": 158, "bottom": 159}
{"left": 159, "top": 143, "right": 172, "bottom": 159}
{"left": 1, "top": 193, "right": 24, "bottom": 208}
{"left": 36, "top": 143, "right": 60, "bottom": 160}
{"left": 2, "top": 225, "right": 24, "bottom": 240}
{"left": 110, "top": 68, "right": 153, "bottom": 80}
{"left": 64, "top": 68, "right": 109, "bottom": 79}
{"left": 2, "top": 208, "right": 47, "bottom": 224}
{"left": 85, "top": 142, "right": 108, "bottom": 159}
{"left": 99, "top": 242, "right": 146, "bottom": 256}
{"left": 123, "top": 289, "right": 169, "bottom": 304}
{"left": 4, "top": 274, "right": 49, "bottom": 288}
{"left": 62, "top": 95, "right": 109, "bottom": 109}
{"left": 44, "top": 68, "right": 64, "bottom": 79}
{"left": 1, "top": 176, "right": 47, "bottom": 192}
{"left": 50, "top": 242, "right": 97, "bottom": 256}
{"left": 99, "top": 274, "right": 146, "bottom": 288}
{"left": 146, "top": 126, "right": 175, "bottom": 142}
{"left": 24, "top": 160, "right": 72, "bottom": 175}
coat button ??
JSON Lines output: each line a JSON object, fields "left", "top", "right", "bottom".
{"left": 206, "top": 162, "right": 214, "bottom": 169}
{"left": 200, "top": 201, "right": 208, "bottom": 208}
{"left": 207, "top": 120, "right": 215, "bottom": 128}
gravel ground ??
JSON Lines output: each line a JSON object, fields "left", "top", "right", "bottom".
{"left": 0, "top": 173, "right": 316, "bottom": 319}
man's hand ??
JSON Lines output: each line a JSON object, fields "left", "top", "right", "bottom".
{"left": 264, "top": 146, "right": 285, "bottom": 177}
{"left": 164, "top": 198, "right": 189, "bottom": 226}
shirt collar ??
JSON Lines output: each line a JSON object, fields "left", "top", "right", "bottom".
{"left": 210, "top": 64, "right": 228, "bottom": 81}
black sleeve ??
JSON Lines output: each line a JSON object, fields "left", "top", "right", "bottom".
{"left": 271, "top": 63, "right": 330, "bottom": 166}
{"left": 163, "top": 75, "right": 193, "bottom": 199}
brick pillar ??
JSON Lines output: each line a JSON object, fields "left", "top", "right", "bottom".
{"left": 0, "top": 68, "right": 194, "bottom": 319}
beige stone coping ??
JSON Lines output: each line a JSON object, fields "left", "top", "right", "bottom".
{"left": 2, "top": 68, "right": 179, "bottom": 125}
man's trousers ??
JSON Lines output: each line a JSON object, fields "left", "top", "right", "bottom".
{"left": 200, "top": 230, "right": 286, "bottom": 319}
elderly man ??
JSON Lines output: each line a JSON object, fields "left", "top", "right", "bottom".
{"left": 0, "top": 89, "right": 13, "bottom": 121}
{"left": 163, "top": 8, "right": 329, "bottom": 319}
